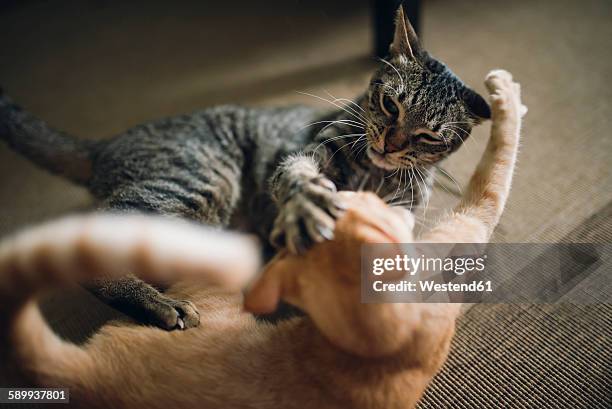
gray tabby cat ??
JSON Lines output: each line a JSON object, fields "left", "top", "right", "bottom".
{"left": 0, "top": 7, "right": 490, "bottom": 330}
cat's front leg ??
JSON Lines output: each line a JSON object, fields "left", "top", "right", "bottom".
{"left": 87, "top": 275, "right": 200, "bottom": 330}
{"left": 270, "top": 153, "right": 345, "bottom": 254}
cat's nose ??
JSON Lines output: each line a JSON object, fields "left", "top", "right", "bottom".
{"left": 384, "top": 132, "right": 408, "bottom": 153}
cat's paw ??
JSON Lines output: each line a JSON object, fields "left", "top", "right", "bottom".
{"left": 270, "top": 176, "right": 345, "bottom": 254}
{"left": 484, "top": 69, "right": 528, "bottom": 120}
{"left": 143, "top": 296, "right": 200, "bottom": 330}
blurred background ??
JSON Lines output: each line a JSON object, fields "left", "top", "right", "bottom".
{"left": 0, "top": 1, "right": 610, "bottom": 407}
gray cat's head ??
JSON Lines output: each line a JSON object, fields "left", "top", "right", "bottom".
{"left": 364, "top": 7, "right": 490, "bottom": 171}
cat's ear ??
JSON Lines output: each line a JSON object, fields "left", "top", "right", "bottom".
{"left": 390, "top": 6, "right": 423, "bottom": 60}
{"left": 462, "top": 87, "right": 491, "bottom": 122}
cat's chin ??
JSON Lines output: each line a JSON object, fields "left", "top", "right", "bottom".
{"left": 367, "top": 148, "right": 399, "bottom": 171}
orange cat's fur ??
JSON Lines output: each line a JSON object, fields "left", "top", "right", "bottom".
{"left": 0, "top": 70, "right": 525, "bottom": 408}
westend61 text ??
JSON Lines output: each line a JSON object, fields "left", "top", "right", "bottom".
{"left": 372, "top": 280, "right": 493, "bottom": 293}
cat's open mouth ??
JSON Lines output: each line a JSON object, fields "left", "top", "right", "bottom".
{"left": 367, "top": 148, "right": 400, "bottom": 171}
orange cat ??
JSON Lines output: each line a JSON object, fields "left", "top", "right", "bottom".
{"left": 1, "top": 70, "right": 525, "bottom": 408}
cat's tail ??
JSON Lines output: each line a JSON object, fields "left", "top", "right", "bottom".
{"left": 0, "top": 89, "right": 94, "bottom": 185}
{"left": 0, "top": 214, "right": 260, "bottom": 387}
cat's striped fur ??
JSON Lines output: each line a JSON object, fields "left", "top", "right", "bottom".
{"left": 0, "top": 7, "right": 491, "bottom": 329}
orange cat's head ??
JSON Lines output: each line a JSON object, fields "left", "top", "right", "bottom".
{"left": 244, "top": 192, "right": 432, "bottom": 357}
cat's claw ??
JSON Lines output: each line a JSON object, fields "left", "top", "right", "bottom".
{"left": 143, "top": 297, "right": 200, "bottom": 331}
{"left": 271, "top": 176, "right": 345, "bottom": 254}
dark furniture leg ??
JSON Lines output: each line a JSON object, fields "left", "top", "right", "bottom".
{"left": 372, "top": 0, "right": 421, "bottom": 58}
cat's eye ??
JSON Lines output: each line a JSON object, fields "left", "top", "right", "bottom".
{"left": 380, "top": 94, "right": 399, "bottom": 117}
{"left": 416, "top": 133, "right": 442, "bottom": 144}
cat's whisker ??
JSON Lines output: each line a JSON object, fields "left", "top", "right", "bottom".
{"left": 354, "top": 140, "right": 370, "bottom": 158}
{"left": 350, "top": 138, "right": 367, "bottom": 155}
{"left": 431, "top": 165, "right": 463, "bottom": 196}
{"left": 395, "top": 167, "right": 414, "bottom": 204}
{"left": 443, "top": 126, "right": 473, "bottom": 153}
{"left": 374, "top": 175, "right": 385, "bottom": 195}
{"left": 385, "top": 167, "right": 401, "bottom": 180}
{"left": 315, "top": 133, "right": 362, "bottom": 146}
{"left": 381, "top": 177, "right": 399, "bottom": 202}
{"left": 420, "top": 166, "right": 460, "bottom": 197}
{"left": 387, "top": 199, "right": 416, "bottom": 207}
{"left": 297, "top": 91, "right": 369, "bottom": 124}
{"left": 444, "top": 124, "right": 471, "bottom": 137}
{"left": 342, "top": 136, "right": 368, "bottom": 160}
{"left": 311, "top": 121, "right": 357, "bottom": 143}
{"left": 315, "top": 121, "right": 367, "bottom": 145}
{"left": 399, "top": 171, "right": 413, "bottom": 204}
{"left": 357, "top": 173, "right": 370, "bottom": 192}
{"left": 339, "top": 99, "right": 366, "bottom": 114}
{"left": 299, "top": 119, "right": 364, "bottom": 132}
{"left": 349, "top": 135, "right": 367, "bottom": 152}
{"left": 410, "top": 167, "right": 427, "bottom": 215}
{"left": 414, "top": 167, "right": 429, "bottom": 214}
{"left": 408, "top": 169, "right": 415, "bottom": 211}
{"left": 381, "top": 192, "right": 392, "bottom": 203}
{"left": 376, "top": 82, "right": 401, "bottom": 96}
{"left": 395, "top": 158, "right": 419, "bottom": 204}
{"left": 323, "top": 90, "right": 366, "bottom": 114}
{"left": 390, "top": 168, "right": 404, "bottom": 202}
{"left": 444, "top": 124, "right": 477, "bottom": 147}
{"left": 312, "top": 133, "right": 365, "bottom": 156}
{"left": 414, "top": 167, "right": 431, "bottom": 215}
{"left": 444, "top": 121, "right": 472, "bottom": 126}
{"left": 324, "top": 134, "right": 367, "bottom": 165}
{"left": 322, "top": 90, "right": 369, "bottom": 122}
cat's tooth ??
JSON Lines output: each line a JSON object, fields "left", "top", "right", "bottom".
{"left": 177, "top": 318, "right": 185, "bottom": 330}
